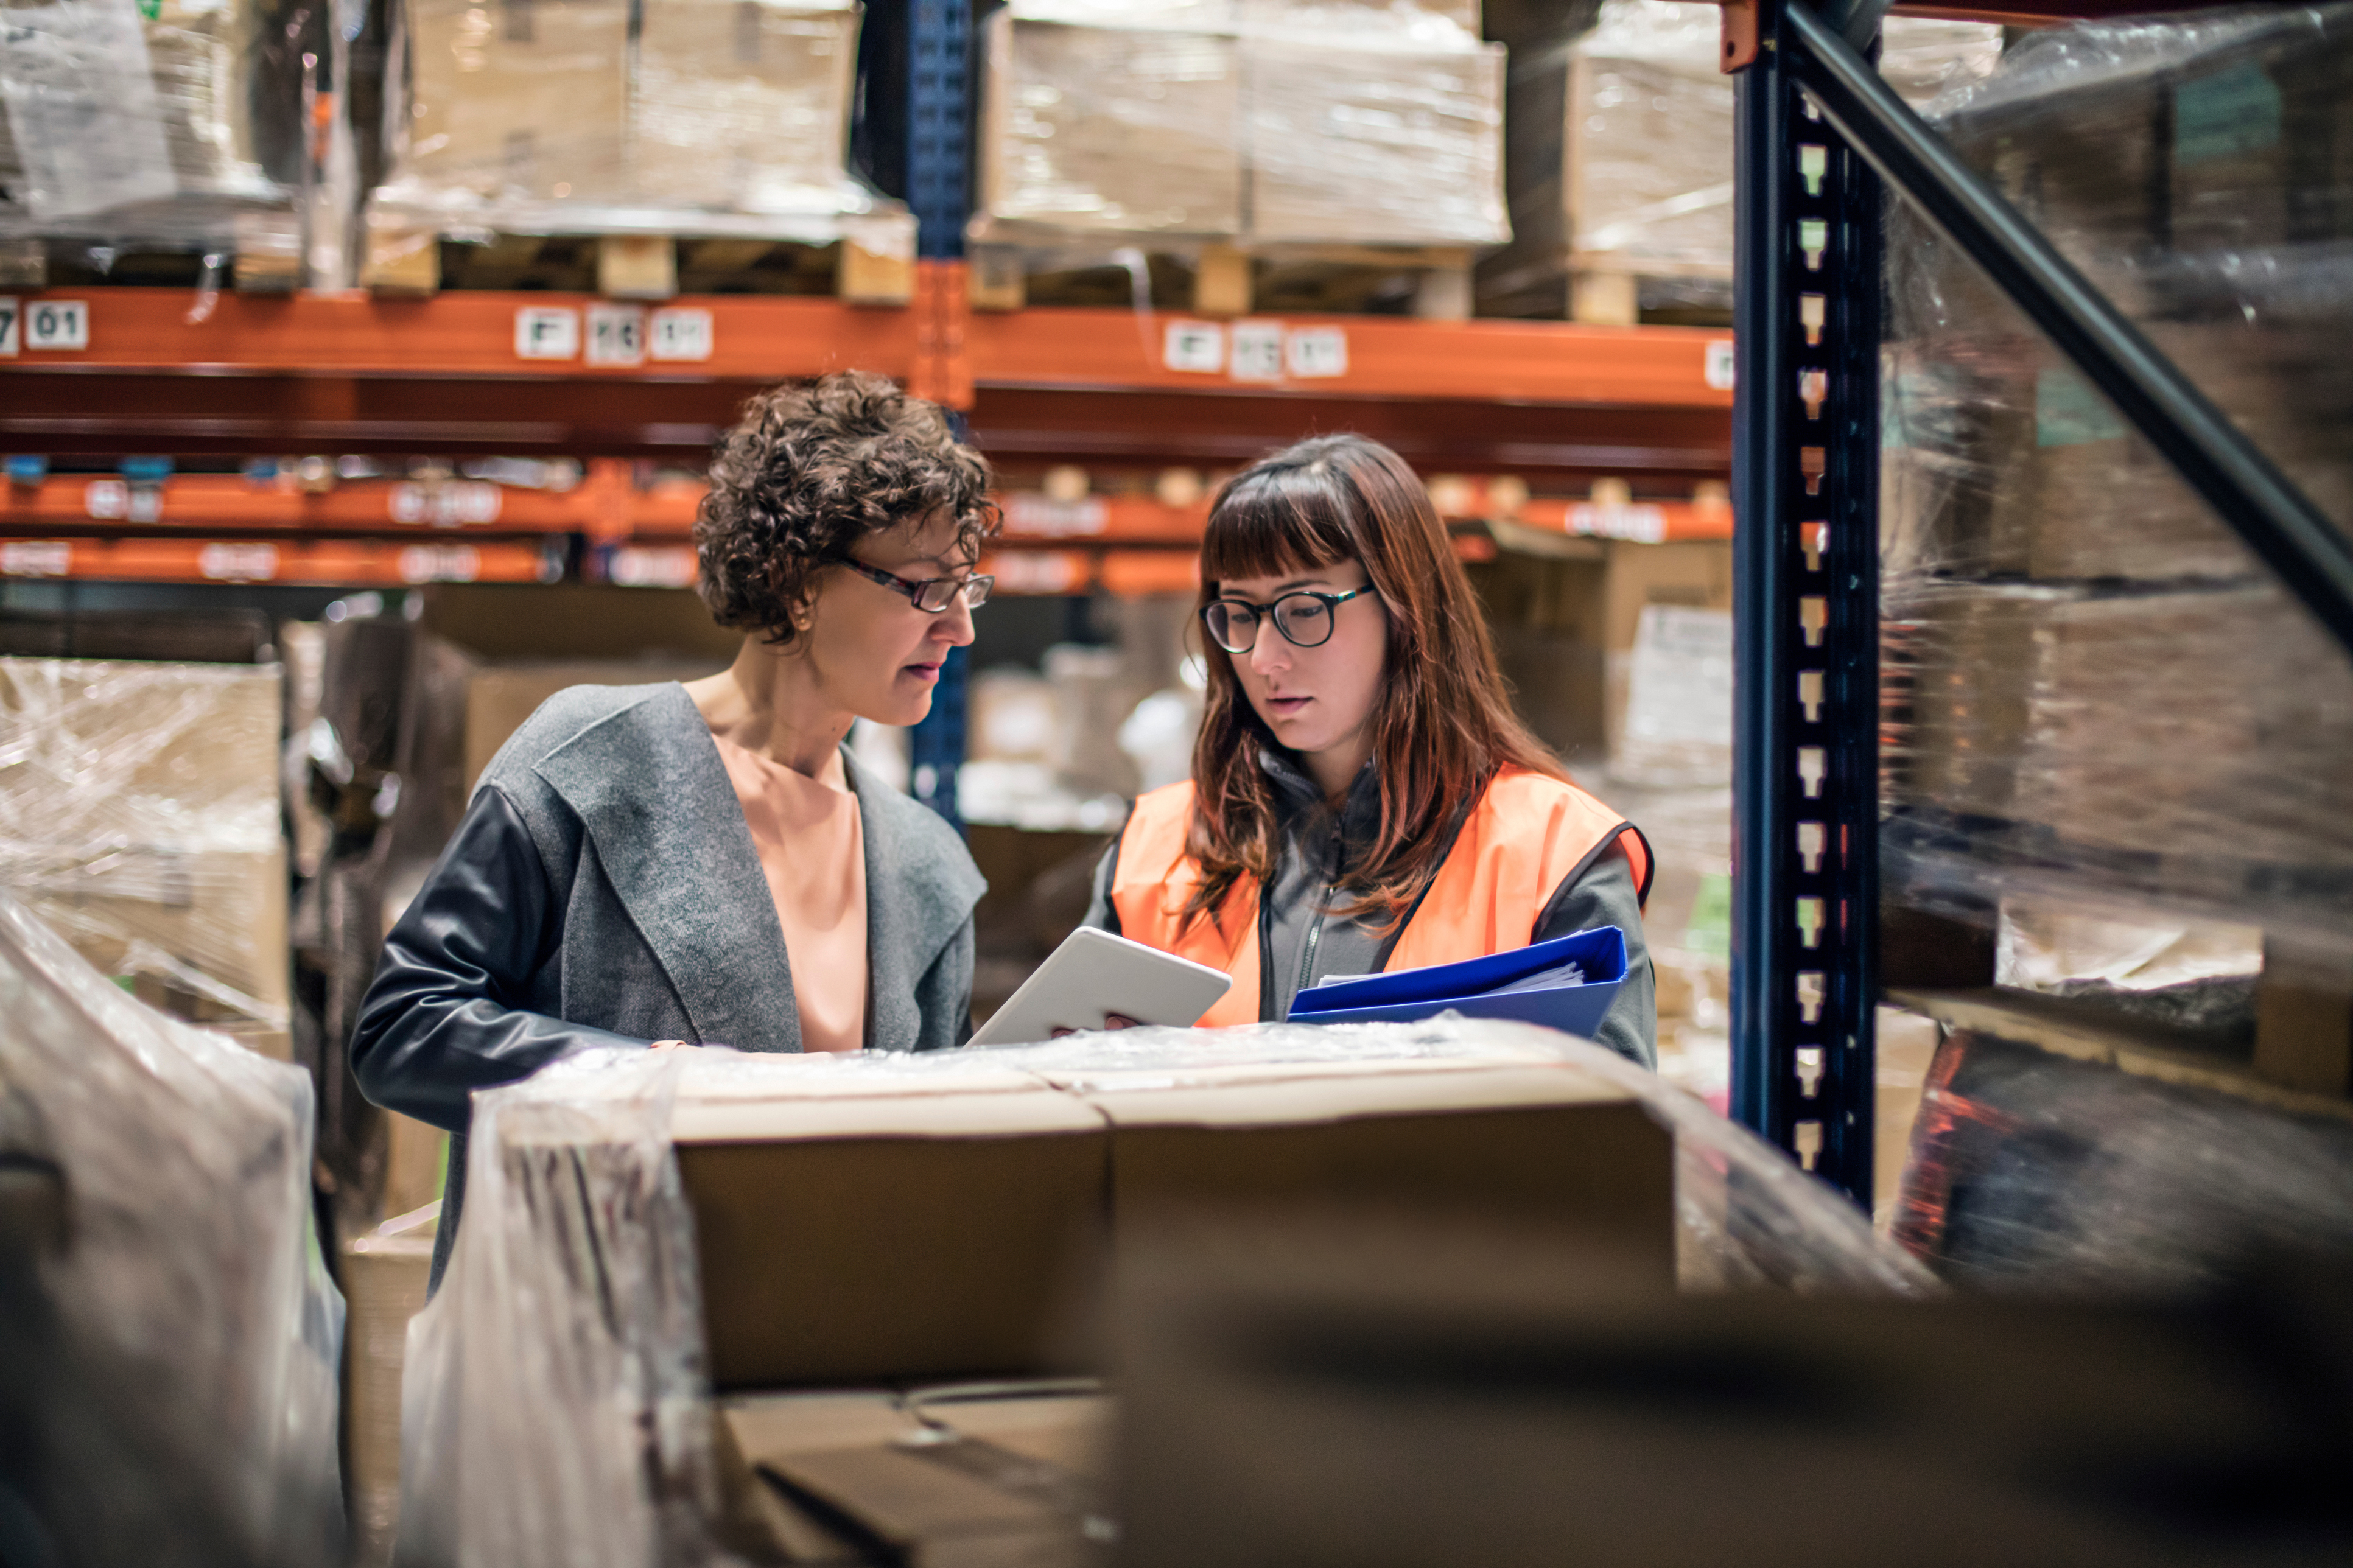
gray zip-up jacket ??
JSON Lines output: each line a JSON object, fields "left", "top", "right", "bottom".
{"left": 1082, "top": 749, "right": 1655, "bottom": 1067}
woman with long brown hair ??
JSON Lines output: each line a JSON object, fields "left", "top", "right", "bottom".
{"left": 1080, "top": 433, "right": 1655, "bottom": 1065}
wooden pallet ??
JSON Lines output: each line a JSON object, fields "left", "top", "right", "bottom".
{"left": 1475, "top": 248, "right": 1734, "bottom": 327}
{"left": 0, "top": 210, "right": 304, "bottom": 294}
{"left": 360, "top": 215, "right": 917, "bottom": 304}
{"left": 969, "top": 241, "right": 1476, "bottom": 320}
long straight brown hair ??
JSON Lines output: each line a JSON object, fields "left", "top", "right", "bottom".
{"left": 1183, "top": 433, "right": 1566, "bottom": 932}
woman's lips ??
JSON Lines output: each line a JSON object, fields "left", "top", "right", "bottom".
{"left": 1266, "top": 694, "right": 1311, "bottom": 716}
{"left": 904, "top": 661, "right": 943, "bottom": 684}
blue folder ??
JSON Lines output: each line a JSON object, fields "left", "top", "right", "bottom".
{"left": 1283, "top": 925, "right": 1629, "bottom": 1038}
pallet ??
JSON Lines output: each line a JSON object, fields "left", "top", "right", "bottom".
{"left": 968, "top": 241, "right": 1476, "bottom": 321}
{"left": 1474, "top": 249, "right": 1734, "bottom": 327}
{"left": 360, "top": 213, "right": 918, "bottom": 304}
{"left": 0, "top": 210, "right": 304, "bottom": 294}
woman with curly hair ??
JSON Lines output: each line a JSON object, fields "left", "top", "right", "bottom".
{"left": 1081, "top": 433, "right": 1656, "bottom": 1066}
{"left": 352, "top": 370, "right": 998, "bottom": 1284}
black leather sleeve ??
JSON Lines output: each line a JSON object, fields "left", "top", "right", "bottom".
{"left": 1078, "top": 836, "right": 1123, "bottom": 936}
{"left": 351, "top": 785, "right": 644, "bottom": 1133}
{"left": 1534, "top": 845, "right": 1658, "bottom": 1070}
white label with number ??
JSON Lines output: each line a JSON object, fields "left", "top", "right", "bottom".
{"left": 390, "top": 481, "right": 502, "bottom": 527}
{"left": 1285, "top": 326, "right": 1348, "bottom": 379}
{"left": 586, "top": 303, "right": 646, "bottom": 366}
{"left": 0, "top": 298, "right": 18, "bottom": 357}
{"left": 198, "top": 542, "right": 279, "bottom": 582}
{"left": 514, "top": 307, "right": 580, "bottom": 361}
{"left": 1, "top": 541, "right": 71, "bottom": 577}
{"left": 1229, "top": 321, "right": 1285, "bottom": 383}
{"left": 399, "top": 544, "right": 482, "bottom": 583}
{"left": 608, "top": 545, "right": 699, "bottom": 589}
{"left": 84, "top": 478, "right": 128, "bottom": 519}
{"left": 1163, "top": 320, "right": 1223, "bottom": 374}
{"left": 25, "top": 299, "right": 88, "bottom": 351}
{"left": 649, "top": 307, "right": 714, "bottom": 363}
{"left": 1705, "top": 340, "right": 1736, "bottom": 390}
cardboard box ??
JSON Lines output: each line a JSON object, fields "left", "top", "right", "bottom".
{"left": 403, "top": 0, "right": 630, "bottom": 203}
{"left": 975, "top": 12, "right": 1244, "bottom": 238}
{"left": 343, "top": 1209, "right": 438, "bottom": 1568}
{"left": 634, "top": 0, "right": 859, "bottom": 210}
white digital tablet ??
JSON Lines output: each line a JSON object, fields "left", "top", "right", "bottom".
{"left": 970, "top": 927, "right": 1233, "bottom": 1048}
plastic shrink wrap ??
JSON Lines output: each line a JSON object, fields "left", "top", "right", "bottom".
{"left": 1479, "top": 2, "right": 1997, "bottom": 317}
{"left": 1879, "top": 4, "right": 2353, "bottom": 945}
{"left": 0, "top": 656, "right": 291, "bottom": 1041}
{"left": 0, "top": 0, "right": 316, "bottom": 257}
{"left": 373, "top": 0, "right": 903, "bottom": 255}
{"left": 396, "top": 1022, "right": 1929, "bottom": 1568}
{"left": 972, "top": 0, "right": 1506, "bottom": 253}
{"left": 0, "top": 887, "right": 343, "bottom": 1567}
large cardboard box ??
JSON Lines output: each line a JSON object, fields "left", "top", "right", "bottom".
{"left": 634, "top": 0, "right": 860, "bottom": 211}
{"left": 402, "top": 0, "right": 630, "bottom": 203}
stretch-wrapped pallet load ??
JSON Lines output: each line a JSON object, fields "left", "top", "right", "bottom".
{"left": 0, "top": 0, "right": 312, "bottom": 268}
{"left": 1880, "top": 5, "right": 2353, "bottom": 942}
{"left": 0, "top": 657, "right": 291, "bottom": 1046}
{"left": 971, "top": 0, "right": 1505, "bottom": 254}
{"left": 0, "top": 889, "right": 343, "bottom": 1567}
{"left": 371, "top": 0, "right": 902, "bottom": 270}
{"left": 397, "top": 1026, "right": 1926, "bottom": 1568}
{"left": 1479, "top": 1, "right": 1997, "bottom": 321}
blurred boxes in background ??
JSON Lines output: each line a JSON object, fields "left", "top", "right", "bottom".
{"left": 634, "top": 0, "right": 861, "bottom": 212}
{"left": 400, "top": 0, "right": 632, "bottom": 205}
{"left": 0, "top": 656, "right": 289, "bottom": 1034}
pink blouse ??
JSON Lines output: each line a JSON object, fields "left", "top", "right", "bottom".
{"left": 709, "top": 734, "right": 869, "bottom": 1054}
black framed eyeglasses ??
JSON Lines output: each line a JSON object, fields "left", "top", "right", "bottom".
{"left": 835, "top": 556, "right": 994, "bottom": 613}
{"left": 1201, "top": 586, "right": 1372, "bottom": 654}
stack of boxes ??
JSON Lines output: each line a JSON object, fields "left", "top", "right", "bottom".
{"left": 1881, "top": 7, "right": 2353, "bottom": 936}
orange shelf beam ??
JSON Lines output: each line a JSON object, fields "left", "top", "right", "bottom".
{"left": 0, "top": 535, "right": 553, "bottom": 586}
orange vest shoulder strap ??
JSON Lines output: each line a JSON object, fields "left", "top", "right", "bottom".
{"left": 1110, "top": 783, "right": 1262, "bottom": 1027}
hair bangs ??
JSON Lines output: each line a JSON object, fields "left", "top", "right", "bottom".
{"left": 1201, "top": 465, "right": 1360, "bottom": 586}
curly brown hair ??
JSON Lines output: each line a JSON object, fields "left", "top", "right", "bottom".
{"left": 694, "top": 370, "right": 999, "bottom": 646}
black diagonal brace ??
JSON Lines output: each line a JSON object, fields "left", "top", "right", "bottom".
{"left": 1781, "top": 0, "right": 2353, "bottom": 657}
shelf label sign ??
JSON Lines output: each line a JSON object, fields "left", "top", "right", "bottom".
{"left": 607, "top": 545, "right": 698, "bottom": 589}
{"left": 399, "top": 544, "right": 482, "bottom": 584}
{"left": 586, "top": 303, "right": 645, "bottom": 366}
{"left": 198, "top": 542, "right": 278, "bottom": 582}
{"left": 24, "top": 299, "right": 88, "bottom": 351}
{"left": 649, "top": 307, "right": 714, "bottom": 363}
{"left": 1163, "top": 320, "right": 1222, "bottom": 374}
{"left": 1003, "top": 494, "right": 1108, "bottom": 539}
{"left": 1285, "top": 327, "right": 1348, "bottom": 380}
{"left": 1705, "top": 340, "right": 1735, "bottom": 391}
{"left": 390, "top": 481, "right": 502, "bottom": 526}
{"left": 1, "top": 541, "right": 71, "bottom": 578}
{"left": 514, "top": 307, "right": 580, "bottom": 361}
{"left": 1230, "top": 321, "right": 1285, "bottom": 383}
{"left": 0, "top": 298, "right": 17, "bottom": 357}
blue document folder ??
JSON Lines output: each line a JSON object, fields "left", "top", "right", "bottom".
{"left": 1284, "top": 925, "right": 1629, "bottom": 1038}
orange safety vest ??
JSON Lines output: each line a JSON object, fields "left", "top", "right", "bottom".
{"left": 1110, "top": 768, "right": 1652, "bottom": 1027}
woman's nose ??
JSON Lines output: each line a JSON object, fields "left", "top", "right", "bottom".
{"left": 1248, "top": 623, "right": 1291, "bottom": 675}
{"left": 934, "top": 595, "right": 978, "bottom": 648}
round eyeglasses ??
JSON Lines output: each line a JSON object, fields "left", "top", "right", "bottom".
{"left": 1200, "top": 586, "right": 1372, "bottom": 654}
{"left": 836, "top": 556, "right": 994, "bottom": 613}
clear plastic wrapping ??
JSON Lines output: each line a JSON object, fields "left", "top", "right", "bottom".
{"left": 972, "top": 0, "right": 1506, "bottom": 250}
{"left": 0, "top": 0, "right": 313, "bottom": 245}
{"left": 0, "top": 657, "right": 290, "bottom": 1031}
{"left": 399, "top": 1021, "right": 1929, "bottom": 1568}
{"left": 1880, "top": 5, "right": 2353, "bottom": 942}
{"left": 0, "top": 887, "right": 342, "bottom": 1566}
{"left": 376, "top": 0, "right": 897, "bottom": 241}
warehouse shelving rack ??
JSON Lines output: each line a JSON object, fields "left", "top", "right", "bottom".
{"left": 1726, "top": 0, "right": 2353, "bottom": 1206}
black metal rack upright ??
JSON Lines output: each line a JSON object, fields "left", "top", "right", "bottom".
{"left": 1726, "top": 0, "right": 2353, "bottom": 1208}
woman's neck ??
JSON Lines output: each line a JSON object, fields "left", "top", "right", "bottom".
{"left": 685, "top": 637, "right": 855, "bottom": 780}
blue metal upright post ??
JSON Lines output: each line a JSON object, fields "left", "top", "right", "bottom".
{"left": 1731, "top": 3, "right": 1881, "bottom": 1208}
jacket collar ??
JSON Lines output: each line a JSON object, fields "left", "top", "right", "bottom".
{"left": 1258, "top": 746, "right": 1383, "bottom": 855}
{"left": 847, "top": 746, "right": 985, "bottom": 1052}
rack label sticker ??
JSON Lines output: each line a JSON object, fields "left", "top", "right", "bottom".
{"left": 399, "top": 544, "right": 482, "bottom": 584}
{"left": 24, "top": 299, "right": 88, "bottom": 351}
{"left": 1, "top": 541, "right": 71, "bottom": 578}
{"left": 1704, "top": 340, "right": 1735, "bottom": 390}
{"left": 1163, "top": 320, "right": 1223, "bottom": 374}
{"left": 84, "top": 479, "right": 128, "bottom": 519}
{"left": 198, "top": 542, "right": 279, "bottom": 582}
{"left": 0, "top": 299, "right": 17, "bottom": 357}
{"left": 514, "top": 307, "right": 580, "bottom": 361}
{"left": 390, "top": 480, "right": 502, "bottom": 526}
{"left": 1229, "top": 321, "right": 1285, "bottom": 383}
{"left": 1003, "top": 495, "right": 1108, "bottom": 538}
{"left": 1285, "top": 327, "right": 1347, "bottom": 379}
{"left": 585, "top": 303, "right": 646, "bottom": 366}
{"left": 607, "top": 545, "right": 699, "bottom": 588}
{"left": 649, "top": 307, "right": 714, "bottom": 363}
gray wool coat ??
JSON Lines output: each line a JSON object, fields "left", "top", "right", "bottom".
{"left": 350, "top": 681, "right": 985, "bottom": 1287}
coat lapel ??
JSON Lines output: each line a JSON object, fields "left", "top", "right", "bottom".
{"left": 531, "top": 683, "right": 804, "bottom": 1052}
{"left": 849, "top": 751, "right": 985, "bottom": 1052}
